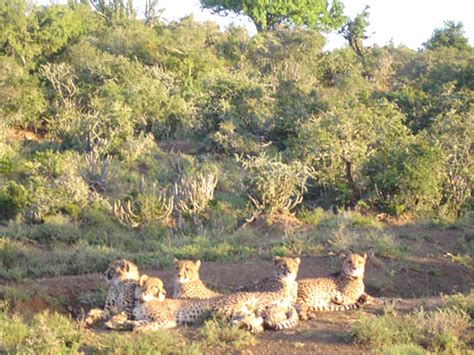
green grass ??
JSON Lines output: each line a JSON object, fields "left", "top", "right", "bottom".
{"left": 196, "top": 315, "right": 256, "bottom": 351}
{"left": 0, "top": 311, "right": 258, "bottom": 354}
{"left": 352, "top": 306, "right": 470, "bottom": 353}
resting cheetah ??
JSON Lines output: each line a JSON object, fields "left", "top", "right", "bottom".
{"left": 238, "top": 256, "right": 300, "bottom": 304}
{"left": 296, "top": 252, "right": 381, "bottom": 320}
{"left": 84, "top": 259, "right": 140, "bottom": 327}
{"left": 173, "top": 259, "right": 222, "bottom": 299}
{"left": 109, "top": 275, "right": 264, "bottom": 333}
{"left": 112, "top": 274, "right": 298, "bottom": 333}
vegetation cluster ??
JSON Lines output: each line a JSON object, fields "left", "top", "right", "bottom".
{"left": 0, "top": 1, "right": 472, "bottom": 351}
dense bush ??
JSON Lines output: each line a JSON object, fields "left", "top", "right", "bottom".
{"left": 0, "top": 0, "right": 471, "bottom": 233}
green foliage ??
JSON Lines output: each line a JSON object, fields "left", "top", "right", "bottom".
{"left": 0, "top": 312, "right": 82, "bottom": 354}
{"left": 352, "top": 307, "right": 470, "bottom": 352}
{"left": 197, "top": 315, "right": 256, "bottom": 350}
{"left": 0, "top": 181, "right": 29, "bottom": 221}
{"left": 0, "top": 56, "right": 46, "bottom": 129}
{"left": 366, "top": 140, "right": 445, "bottom": 214}
{"left": 443, "top": 292, "right": 474, "bottom": 319}
{"left": 88, "top": 331, "right": 201, "bottom": 354}
{"left": 340, "top": 6, "right": 370, "bottom": 57}
{"left": 239, "top": 154, "right": 312, "bottom": 216}
{"left": 423, "top": 21, "right": 471, "bottom": 51}
{"left": 200, "top": 0, "right": 346, "bottom": 32}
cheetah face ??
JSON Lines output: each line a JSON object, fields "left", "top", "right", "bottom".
{"left": 340, "top": 252, "right": 367, "bottom": 279}
{"left": 103, "top": 259, "right": 140, "bottom": 284}
{"left": 174, "top": 259, "right": 201, "bottom": 283}
{"left": 135, "top": 275, "right": 167, "bottom": 303}
{"left": 273, "top": 256, "right": 301, "bottom": 282}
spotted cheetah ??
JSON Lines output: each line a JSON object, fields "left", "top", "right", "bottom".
{"left": 112, "top": 274, "right": 297, "bottom": 333}
{"left": 84, "top": 259, "right": 140, "bottom": 327}
{"left": 296, "top": 252, "right": 381, "bottom": 320}
{"left": 173, "top": 259, "right": 222, "bottom": 299}
{"left": 238, "top": 256, "right": 300, "bottom": 304}
{"left": 109, "top": 275, "right": 264, "bottom": 333}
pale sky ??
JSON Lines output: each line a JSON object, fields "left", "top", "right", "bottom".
{"left": 40, "top": 0, "right": 474, "bottom": 50}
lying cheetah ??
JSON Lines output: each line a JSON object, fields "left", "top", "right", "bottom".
{"left": 109, "top": 275, "right": 264, "bottom": 333}
{"left": 296, "top": 252, "right": 375, "bottom": 320}
{"left": 238, "top": 256, "right": 300, "bottom": 304}
{"left": 84, "top": 259, "right": 139, "bottom": 327}
{"left": 173, "top": 259, "right": 222, "bottom": 299}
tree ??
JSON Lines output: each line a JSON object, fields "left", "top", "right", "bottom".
{"left": 423, "top": 21, "right": 471, "bottom": 51}
{"left": 199, "top": 0, "right": 346, "bottom": 32}
{"left": 340, "top": 6, "right": 370, "bottom": 57}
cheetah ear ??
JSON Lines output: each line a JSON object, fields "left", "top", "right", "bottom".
{"left": 338, "top": 251, "right": 348, "bottom": 262}
{"left": 139, "top": 274, "right": 149, "bottom": 287}
{"left": 363, "top": 253, "right": 368, "bottom": 260}
{"left": 174, "top": 258, "right": 179, "bottom": 266}
{"left": 123, "top": 259, "right": 131, "bottom": 272}
{"left": 295, "top": 257, "right": 301, "bottom": 265}
{"left": 273, "top": 256, "right": 281, "bottom": 263}
{"left": 195, "top": 260, "right": 201, "bottom": 268}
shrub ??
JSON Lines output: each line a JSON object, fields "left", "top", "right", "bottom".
{"left": 0, "top": 312, "right": 82, "bottom": 354}
{"left": 87, "top": 331, "right": 201, "bottom": 354}
{"left": 113, "top": 176, "right": 174, "bottom": 229}
{"left": 0, "top": 181, "right": 29, "bottom": 221}
{"left": 197, "top": 315, "right": 256, "bottom": 350}
{"left": 443, "top": 291, "right": 474, "bottom": 320}
{"left": 352, "top": 307, "right": 470, "bottom": 352}
{"left": 238, "top": 154, "right": 312, "bottom": 217}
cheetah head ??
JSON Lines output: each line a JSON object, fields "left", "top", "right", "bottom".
{"left": 174, "top": 259, "right": 201, "bottom": 283}
{"left": 340, "top": 252, "right": 367, "bottom": 279}
{"left": 273, "top": 256, "right": 301, "bottom": 282}
{"left": 104, "top": 259, "right": 140, "bottom": 284}
{"left": 135, "top": 275, "right": 167, "bottom": 303}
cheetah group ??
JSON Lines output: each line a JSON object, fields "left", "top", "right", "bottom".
{"left": 85, "top": 252, "right": 390, "bottom": 333}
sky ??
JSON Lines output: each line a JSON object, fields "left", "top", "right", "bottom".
{"left": 40, "top": 0, "right": 474, "bottom": 50}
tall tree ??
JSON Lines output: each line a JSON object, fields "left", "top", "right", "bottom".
{"left": 423, "top": 21, "right": 471, "bottom": 51}
{"left": 340, "top": 6, "right": 370, "bottom": 58}
{"left": 199, "top": 0, "right": 346, "bottom": 32}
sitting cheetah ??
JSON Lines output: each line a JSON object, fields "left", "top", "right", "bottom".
{"left": 296, "top": 252, "right": 381, "bottom": 320}
{"left": 173, "top": 259, "right": 222, "bottom": 299}
{"left": 238, "top": 256, "right": 300, "bottom": 304}
{"left": 109, "top": 275, "right": 264, "bottom": 333}
{"left": 84, "top": 259, "right": 139, "bottom": 327}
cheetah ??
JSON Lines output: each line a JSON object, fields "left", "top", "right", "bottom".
{"left": 173, "top": 259, "right": 222, "bottom": 299}
{"left": 238, "top": 256, "right": 300, "bottom": 304}
{"left": 112, "top": 275, "right": 297, "bottom": 333}
{"left": 109, "top": 275, "right": 264, "bottom": 333}
{"left": 84, "top": 259, "right": 140, "bottom": 327}
{"left": 296, "top": 252, "right": 382, "bottom": 320}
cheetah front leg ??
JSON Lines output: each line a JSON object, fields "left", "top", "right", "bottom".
{"left": 357, "top": 293, "right": 402, "bottom": 306}
{"left": 104, "top": 312, "right": 133, "bottom": 330}
{"left": 131, "top": 319, "right": 178, "bottom": 332}
{"left": 85, "top": 308, "right": 112, "bottom": 327}
{"left": 261, "top": 303, "right": 299, "bottom": 330}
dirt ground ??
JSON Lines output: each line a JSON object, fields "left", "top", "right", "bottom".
{"left": 3, "top": 225, "right": 474, "bottom": 354}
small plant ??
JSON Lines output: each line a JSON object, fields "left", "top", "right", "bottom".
{"left": 442, "top": 291, "right": 474, "bottom": 319}
{"left": 77, "top": 147, "right": 113, "bottom": 192}
{"left": 0, "top": 311, "right": 82, "bottom": 354}
{"left": 174, "top": 172, "right": 218, "bottom": 218}
{"left": 87, "top": 330, "right": 201, "bottom": 354}
{"left": 238, "top": 153, "right": 312, "bottom": 217}
{"left": 197, "top": 315, "right": 256, "bottom": 350}
{"left": 114, "top": 176, "right": 174, "bottom": 229}
{"left": 298, "top": 207, "right": 326, "bottom": 225}
{"left": 0, "top": 182, "right": 29, "bottom": 221}
{"left": 352, "top": 306, "right": 470, "bottom": 353}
